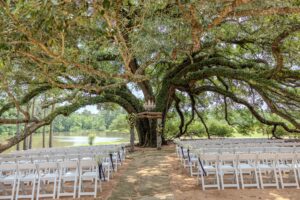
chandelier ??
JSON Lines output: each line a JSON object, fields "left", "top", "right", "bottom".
{"left": 143, "top": 99, "right": 155, "bottom": 111}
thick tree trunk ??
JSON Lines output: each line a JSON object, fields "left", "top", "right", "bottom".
{"left": 135, "top": 118, "right": 157, "bottom": 147}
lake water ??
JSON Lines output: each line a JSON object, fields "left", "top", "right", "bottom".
{"left": 2, "top": 131, "right": 130, "bottom": 153}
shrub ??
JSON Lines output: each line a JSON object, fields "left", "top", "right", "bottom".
{"left": 88, "top": 133, "right": 96, "bottom": 146}
{"left": 209, "top": 122, "right": 233, "bottom": 137}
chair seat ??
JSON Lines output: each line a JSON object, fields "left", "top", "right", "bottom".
{"left": 239, "top": 163, "right": 255, "bottom": 169}
{"left": 20, "top": 174, "right": 38, "bottom": 181}
{"left": 82, "top": 172, "right": 97, "bottom": 177}
{"left": 62, "top": 171, "right": 77, "bottom": 180}
{"left": 190, "top": 158, "right": 198, "bottom": 162}
{"left": 219, "top": 164, "right": 234, "bottom": 170}
{"left": 41, "top": 173, "right": 58, "bottom": 179}
{"left": 203, "top": 165, "right": 215, "bottom": 170}
{"left": 1, "top": 175, "right": 16, "bottom": 182}
{"left": 257, "top": 164, "right": 273, "bottom": 169}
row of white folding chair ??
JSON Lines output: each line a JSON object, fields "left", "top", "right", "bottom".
{"left": 0, "top": 160, "right": 102, "bottom": 200}
{"left": 176, "top": 139, "right": 287, "bottom": 146}
{"left": 185, "top": 142, "right": 300, "bottom": 149}
{"left": 176, "top": 145, "right": 299, "bottom": 164}
{"left": 7, "top": 144, "right": 127, "bottom": 159}
{"left": 1, "top": 153, "right": 96, "bottom": 164}
{"left": 196, "top": 153, "right": 300, "bottom": 190}
{"left": 188, "top": 142, "right": 300, "bottom": 148}
{"left": 0, "top": 154, "right": 112, "bottom": 180}
{"left": 177, "top": 142, "right": 300, "bottom": 150}
{"left": 200, "top": 147, "right": 300, "bottom": 154}
{"left": 178, "top": 146, "right": 300, "bottom": 155}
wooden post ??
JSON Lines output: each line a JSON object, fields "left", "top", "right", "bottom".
{"left": 49, "top": 104, "right": 55, "bottom": 148}
{"left": 157, "top": 118, "right": 162, "bottom": 150}
{"left": 16, "top": 110, "right": 20, "bottom": 151}
{"left": 130, "top": 127, "right": 135, "bottom": 152}
{"left": 127, "top": 113, "right": 137, "bottom": 152}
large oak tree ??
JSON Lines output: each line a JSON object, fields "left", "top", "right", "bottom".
{"left": 0, "top": 0, "right": 299, "bottom": 152}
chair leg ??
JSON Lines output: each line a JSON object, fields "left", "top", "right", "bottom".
{"left": 254, "top": 169, "right": 260, "bottom": 189}
{"left": 15, "top": 179, "right": 20, "bottom": 200}
{"left": 57, "top": 178, "right": 61, "bottom": 199}
{"left": 235, "top": 170, "right": 240, "bottom": 189}
{"left": 31, "top": 179, "right": 36, "bottom": 200}
{"left": 278, "top": 168, "right": 284, "bottom": 189}
{"left": 53, "top": 178, "right": 57, "bottom": 199}
{"left": 11, "top": 179, "right": 16, "bottom": 200}
{"left": 240, "top": 170, "right": 245, "bottom": 189}
{"left": 220, "top": 171, "right": 224, "bottom": 190}
{"left": 259, "top": 169, "right": 264, "bottom": 189}
{"left": 293, "top": 168, "right": 299, "bottom": 189}
{"left": 100, "top": 178, "right": 102, "bottom": 192}
{"left": 201, "top": 172, "right": 205, "bottom": 190}
{"left": 73, "top": 178, "right": 77, "bottom": 198}
{"left": 36, "top": 179, "right": 41, "bottom": 200}
{"left": 273, "top": 168, "right": 279, "bottom": 189}
{"left": 94, "top": 177, "right": 97, "bottom": 198}
{"left": 216, "top": 170, "right": 220, "bottom": 190}
{"left": 78, "top": 177, "right": 82, "bottom": 198}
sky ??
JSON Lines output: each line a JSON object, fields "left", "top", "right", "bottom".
{"left": 77, "top": 105, "right": 99, "bottom": 114}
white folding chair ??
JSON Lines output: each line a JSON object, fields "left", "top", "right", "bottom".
{"left": 257, "top": 153, "right": 279, "bottom": 189}
{"left": 100, "top": 156, "right": 112, "bottom": 181}
{"left": 277, "top": 153, "right": 299, "bottom": 189}
{"left": 0, "top": 164, "right": 17, "bottom": 200}
{"left": 238, "top": 153, "right": 259, "bottom": 189}
{"left": 197, "top": 153, "right": 220, "bottom": 190}
{"left": 57, "top": 161, "right": 78, "bottom": 198}
{"left": 78, "top": 160, "right": 101, "bottom": 198}
{"left": 36, "top": 162, "right": 59, "bottom": 200}
{"left": 218, "top": 153, "right": 239, "bottom": 189}
{"left": 15, "top": 163, "right": 37, "bottom": 200}
{"left": 188, "top": 152, "right": 199, "bottom": 176}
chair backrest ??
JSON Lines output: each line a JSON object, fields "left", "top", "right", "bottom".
{"left": 257, "top": 153, "right": 277, "bottom": 165}
{"left": 18, "top": 163, "right": 36, "bottom": 170}
{"left": 37, "top": 162, "right": 58, "bottom": 170}
{"left": 17, "top": 163, "right": 37, "bottom": 177}
{"left": 237, "top": 153, "right": 257, "bottom": 164}
{"left": 37, "top": 162, "right": 59, "bottom": 176}
{"left": 0, "top": 163, "right": 18, "bottom": 175}
{"left": 80, "top": 160, "right": 98, "bottom": 170}
{"left": 0, "top": 157, "right": 16, "bottom": 164}
{"left": 48, "top": 155, "right": 65, "bottom": 162}
{"left": 250, "top": 147, "right": 265, "bottom": 153}
{"left": 64, "top": 154, "right": 79, "bottom": 161}
{"left": 59, "top": 161, "right": 78, "bottom": 175}
{"left": 276, "top": 153, "right": 295, "bottom": 161}
{"left": 32, "top": 156, "right": 49, "bottom": 163}
{"left": 264, "top": 147, "right": 279, "bottom": 153}
{"left": 279, "top": 147, "right": 295, "bottom": 153}
{"left": 17, "top": 157, "right": 32, "bottom": 164}
{"left": 200, "top": 153, "right": 219, "bottom": 163}
{"left": 219, "top": 153, "right": 237, "bottom": 165}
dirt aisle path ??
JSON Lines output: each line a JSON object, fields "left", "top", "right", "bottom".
{"left": 107, "top": 147, "right": 175, "bottom": 200}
